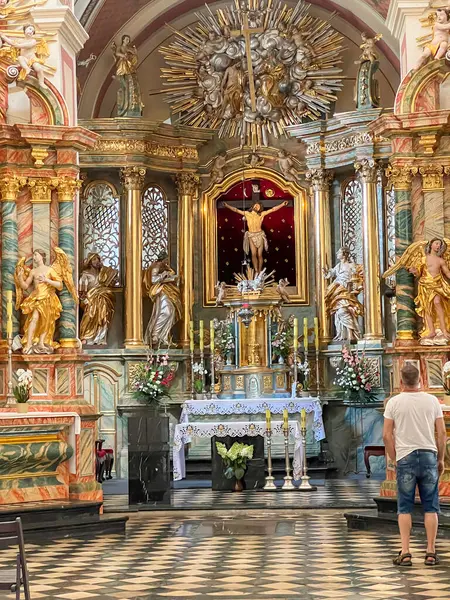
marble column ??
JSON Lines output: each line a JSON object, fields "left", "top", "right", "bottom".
{"left": 56, "top": 177, "right": 81, "bottom": 347}
{"left": 386, "top": 164, "right": 417, "bottom": 341}
{"left": 0, "top": 177, "right": 22, "bottom": 339}
{"left": 175, "top": 173, "right": 200, "bottom": 346}
{"left": 419, "top": 165, "right": 445, "bottom": 239}
{"left": 306, "top": 168, "right": 333, "bottom": 344}
{"left": 121, "top": 167, "right": 146, "bottom": 348}
{"left": 355, "top": 159, "right": 383, "bottom": 341}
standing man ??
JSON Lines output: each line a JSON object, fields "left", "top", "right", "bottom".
{"left": 383, "top": 363, "right": 446, "bottom": 566}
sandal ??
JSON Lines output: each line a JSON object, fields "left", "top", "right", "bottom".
{"left": 425, "top": 552, "right": 440, "bottom": 566}
{"left": 393, "top": 551, "right": 412, "bottom": 566}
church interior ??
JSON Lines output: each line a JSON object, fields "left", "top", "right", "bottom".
{"left": 2, "top": 0, "right": 450, "bottom": 598}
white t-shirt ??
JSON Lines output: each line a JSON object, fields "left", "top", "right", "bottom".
{"left": 384, "top": 392, "right": 444, "bottom": 461}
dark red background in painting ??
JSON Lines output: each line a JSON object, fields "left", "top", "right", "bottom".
{"left": 216, "top": 178, "right": 296, "bottom": 285}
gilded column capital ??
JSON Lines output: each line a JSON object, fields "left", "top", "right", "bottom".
{"left": 0, "top": 176, "right": 26, "bottom": 201}
{"left": 175, "top": 172, "right": 200, "bottom": 197}
{"left": 28, "top": 178, "right": 54, "bottom": 204}
{"left": 120, "top": 166, "right": 146, "bottom": 191}
{"left": 419, "top": 164, "right": 444, "bottom": 190}
{"left": 54, "top": 177, "right": 82, "bottom": 202}
{"left": 385, "top": 164, "right": 418, "bottom": 191}
{"left": 305, "top": 168, "right": 333, "bottom": 192}
{"left": 354, "top": 158, "right": 377, "bottom": 183}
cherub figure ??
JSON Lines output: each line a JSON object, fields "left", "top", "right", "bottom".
{"left": 245, "top": 151, "right": 264, "bottom": 168}
{"left": 415, "top": 8, "right": 450, "bottom": 70}
{"left": 383, "top": 238, "right": 450, "bottom": 344}
{"left": 223, "top": 199, "right": 288, "bottom": 273}
{"left": 356, "top": 32, "right": 382, "bottom": 64}
{"left": 277, "top": 149, "right": 299, "bottom": 183}
{"left": 0, "top": 24, "right": 50, "bottom": 88}
{"left": 215, "top": 281, "right": 228, "bottom": 306}
{"left": 210, "top": 151, "right": 227, "bottom": 186}
{"left": 277, "top": 278, "right": 291, "bottom": 303}
{"left": 14, "top": 247, "right": 77, "bottom": 354}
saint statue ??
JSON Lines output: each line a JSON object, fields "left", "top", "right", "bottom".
{"left": 143, "top": 252, "right": 182, "bottom": 346}
{"left": 223, "top": 200, "right": 288, "bottom": 273}
{"left": 383, "top": 238, "right": 450, "bottom": 344}
{"left": 111, "top": 34, "right": 144, "bottom": 117}
{"left": 14, "top": 247, "right": 77, "bottom": 354}
{"left": 324, "top": 247, "right": 364, "bottom": 342}
{"left": 79, "top": 253, "right": 118, "bottom": 346}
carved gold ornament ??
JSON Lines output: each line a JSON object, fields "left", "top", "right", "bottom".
{"left": 159, "top": 0, "right": 344, "bottom": 146}
{"left": 93, "top": 139, "right": 198, "bottom": 161}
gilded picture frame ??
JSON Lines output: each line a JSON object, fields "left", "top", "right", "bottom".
{"left": 202, "top": 167, "right": 309, "bottom": 306}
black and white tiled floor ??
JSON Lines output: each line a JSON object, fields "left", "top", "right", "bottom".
{"left": 2, "top": 509, "right": 450, "bottom": 599}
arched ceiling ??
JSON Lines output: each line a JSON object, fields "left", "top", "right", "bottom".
{"left": 77, "top": 0, "right": 400, "bottom": 120}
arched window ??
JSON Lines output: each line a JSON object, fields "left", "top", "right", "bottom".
{"left": 341, "top": 179, "right": 363, "bottom": 264}
{"left": 81, "top": 181, "right": 121, "bottom": 282}
{"left": 142, "top": 185, "right": 169, "bottom": 268}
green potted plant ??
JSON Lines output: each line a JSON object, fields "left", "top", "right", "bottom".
{"left": 14, "top": 369, "right": 33, "bottom": 413}
{"left": 215, "top": 441, "right": 254, "bottom": 491}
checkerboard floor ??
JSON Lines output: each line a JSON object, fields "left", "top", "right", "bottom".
{"left": 1, "top": 508, "right": 450, "bottom": 599}
{"left": 104, "top": 478, "right": 382, "bottom": 511}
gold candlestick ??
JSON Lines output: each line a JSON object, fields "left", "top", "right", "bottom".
{"left": 298, "top": 412, "right": 317, "bottom": 492}
{"left": 5, "top": 291, "right": 14, "bottom": 405}
{"left": 282, "top": 422, "right": 295, "bottom": 490}
{"left": 264, "top": 413, "right": 277, "bottom": 490}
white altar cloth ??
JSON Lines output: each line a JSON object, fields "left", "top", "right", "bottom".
{"left": 180, "top": 397, "right": 325, "bottom": 441}
{"left": 0, "top": 412, "right": 80, "bottom": 474}
{"left": 173, "top": 420, "right": 303, "bottom": 482}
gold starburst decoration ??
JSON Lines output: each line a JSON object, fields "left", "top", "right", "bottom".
{"left": 160, "top": 0, "right": 344, "bottom": 146}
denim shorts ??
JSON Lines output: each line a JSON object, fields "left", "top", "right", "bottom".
{"left": 396, "top": 450, "right": 439, "bottom": 514}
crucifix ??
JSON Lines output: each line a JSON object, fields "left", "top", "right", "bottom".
{"left": 231, "top": 5, "right": 264, "bottom": 112}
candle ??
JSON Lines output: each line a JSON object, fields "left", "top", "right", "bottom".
{"left": 210, "top": 321, "right": 215, "bottom": 353}
{"left": 283, "top": 408, "right": 288, "bottom": 431}
{"left": 199, "top": 320, "right": 204, "bottom": 351}
{"left": 303, "top": 317, "right": 308, "bottom": 352}
{"left": 266, "top": 409, "right": 271, "bottom": 430}
{"left": 293, "top": 318, "right": 298, "bottom": 351}
{"left": 314, "top": 317, "right": 319, "bottom": 351}
{"left": 301, "top": 408, "right": 306, "bottom": 429}
{"left": 5, "top": 291, "right": 13, "bottom": 338}
{"left": 189, "top": 321, "right": 194, "bottom": 352}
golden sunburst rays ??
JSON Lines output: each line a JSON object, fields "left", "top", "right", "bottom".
{"left": 159, "top": 0, "right": 345, "bottom": 145}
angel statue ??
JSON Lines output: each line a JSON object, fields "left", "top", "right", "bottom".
{"left": 79, "top": 253, "right": 118, "bottom": 346}
{"left": 0, "top": 24, "right": 51, "bottom": 88}
{"left": 324, "top": 247, "right": 364, "bottom": 342}
{"left": 277, "top": 150, "right": 299, "bottom": 183}
{"left": 355, "top": 32, "right": 382, "bottom": 64}
{"left": 383, "top": 238, "right": 450, "bottom": 344}
{"left": 143, "top": 252, "right": 182, "bottom": 346}
{"left": 14, "top": 247, "right": 77, "bottom": 354}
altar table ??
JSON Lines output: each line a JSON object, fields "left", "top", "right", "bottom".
{"left": 173, "top": 420, "right": 303, "bottom": 482}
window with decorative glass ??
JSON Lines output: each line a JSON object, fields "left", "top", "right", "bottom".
{"left": 341, "top": 178, "right": 363, "bottom": 264}
{"left": 81, "top": 181, "right": 121, "bottom": 284}
{"left": 142, "top": 185, "right": 169, "bottom": 268}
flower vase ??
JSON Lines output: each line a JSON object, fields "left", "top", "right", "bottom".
{"left": 278, "top": 355, "right": 285, "bottom": 365}
{"left": 226, "top": 353, "right": 233, "bottom": 366}
{"left": 195, "top": 392, "right": 205, "bottom": 400}
{"left": 16, "top": 403, "right": 29, "bottom": 413}
{"left": 300, "top": 390, "right": 310, "bottom": 398}
{"left": 234, "top": 478, "right": 244, "bottom": 492}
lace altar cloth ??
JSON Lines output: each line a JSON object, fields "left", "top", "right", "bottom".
{"left": 173, "top": 420, "right": 303, "bottom": 482}
{"left": 180, "top": 397, "right": 325, "bottom": 441}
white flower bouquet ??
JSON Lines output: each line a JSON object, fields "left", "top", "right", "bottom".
{"left": 14, "top": 369, "right": 33, "bottom": 403}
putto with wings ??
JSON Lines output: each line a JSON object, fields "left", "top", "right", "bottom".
{"left": 14, "top": 247, "right": 78, "bottom": 354}
{"left": 383, "top": 238, "right": 450, "bottom": 345}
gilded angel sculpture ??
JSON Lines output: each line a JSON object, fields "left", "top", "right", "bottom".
{"left": 0, "top": 0, "right": 47, "bottom": 20}
{"left": 356, "top": 32, "right": 382, "bottom": 64}
{"left": 143, "top": 252, "right": 182, "bottom": 346}
{"left": 0, "top": 24, "right": 51, "bottom": 88}
{"left": 324, "top": 247, "right": 364, "bottom": 342}
{"left": 14, "top": 247, "right": 77, "bottom": 354}
{"left": 415, "top": 8, "right": 450, "bottom": 70}
{"left": 383, "top": 238, "right": 450, "bottom": 344}
{"left": 79, "top": 253, "right": 118, "bottom": 346}
{"left": 111, "top": 34, "right": 143, "bottom": 117}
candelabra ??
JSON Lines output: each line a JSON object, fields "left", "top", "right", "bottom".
{"left": 292, "top": 347, "right": 298, "bottom": 398}
{"left": 190, "top": 349, "right": 195, "bottom": 397}
{"left": 6, "top": 334, "right": 14, "bottom": 405}
{"left": 282, "top": 426, "right": 295, "bottom": 490}
{"left": 298, "top": 419, "right": 317, "bottom": 492}
{"left": 200, "top": 348, "right": 205, "bottom": 395}
{"left": 210, "top": 352, "right": 216, "bottom": 399}
{"left": 315, "top": 347, "right": 320, "bottom": 397}
{"left": 263, "top": 427, "right": 277, "bottom": 490}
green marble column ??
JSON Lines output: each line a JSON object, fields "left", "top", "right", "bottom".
{"left": 0, "top": 178, "right": 21, "bottom": 339}
{"left": 394, "top": 188, "right": 416, "bottom": 340}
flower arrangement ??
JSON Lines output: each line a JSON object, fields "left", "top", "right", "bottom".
{"left": 192, "top": 362, "right": 208, "bottom": 394}
{"left": 333, "top": 346, "right": 378, "bottom": 402}
{"left": 213, "top": 318, "right": 235, "bottom": 359}
{"left": 297, "top": 357, "right": 310, "bottom": 392}
{"left": 215, "top": 441, "right": 254, "bottom": 489}
{"left": 272, "top": 324, "right": 293, "bottom": 360}
{"left": 14, "top": 369, "right": 32, "bottom": 403}
{"left": 130, "top": 355, "right": 176, "bottom": 405}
